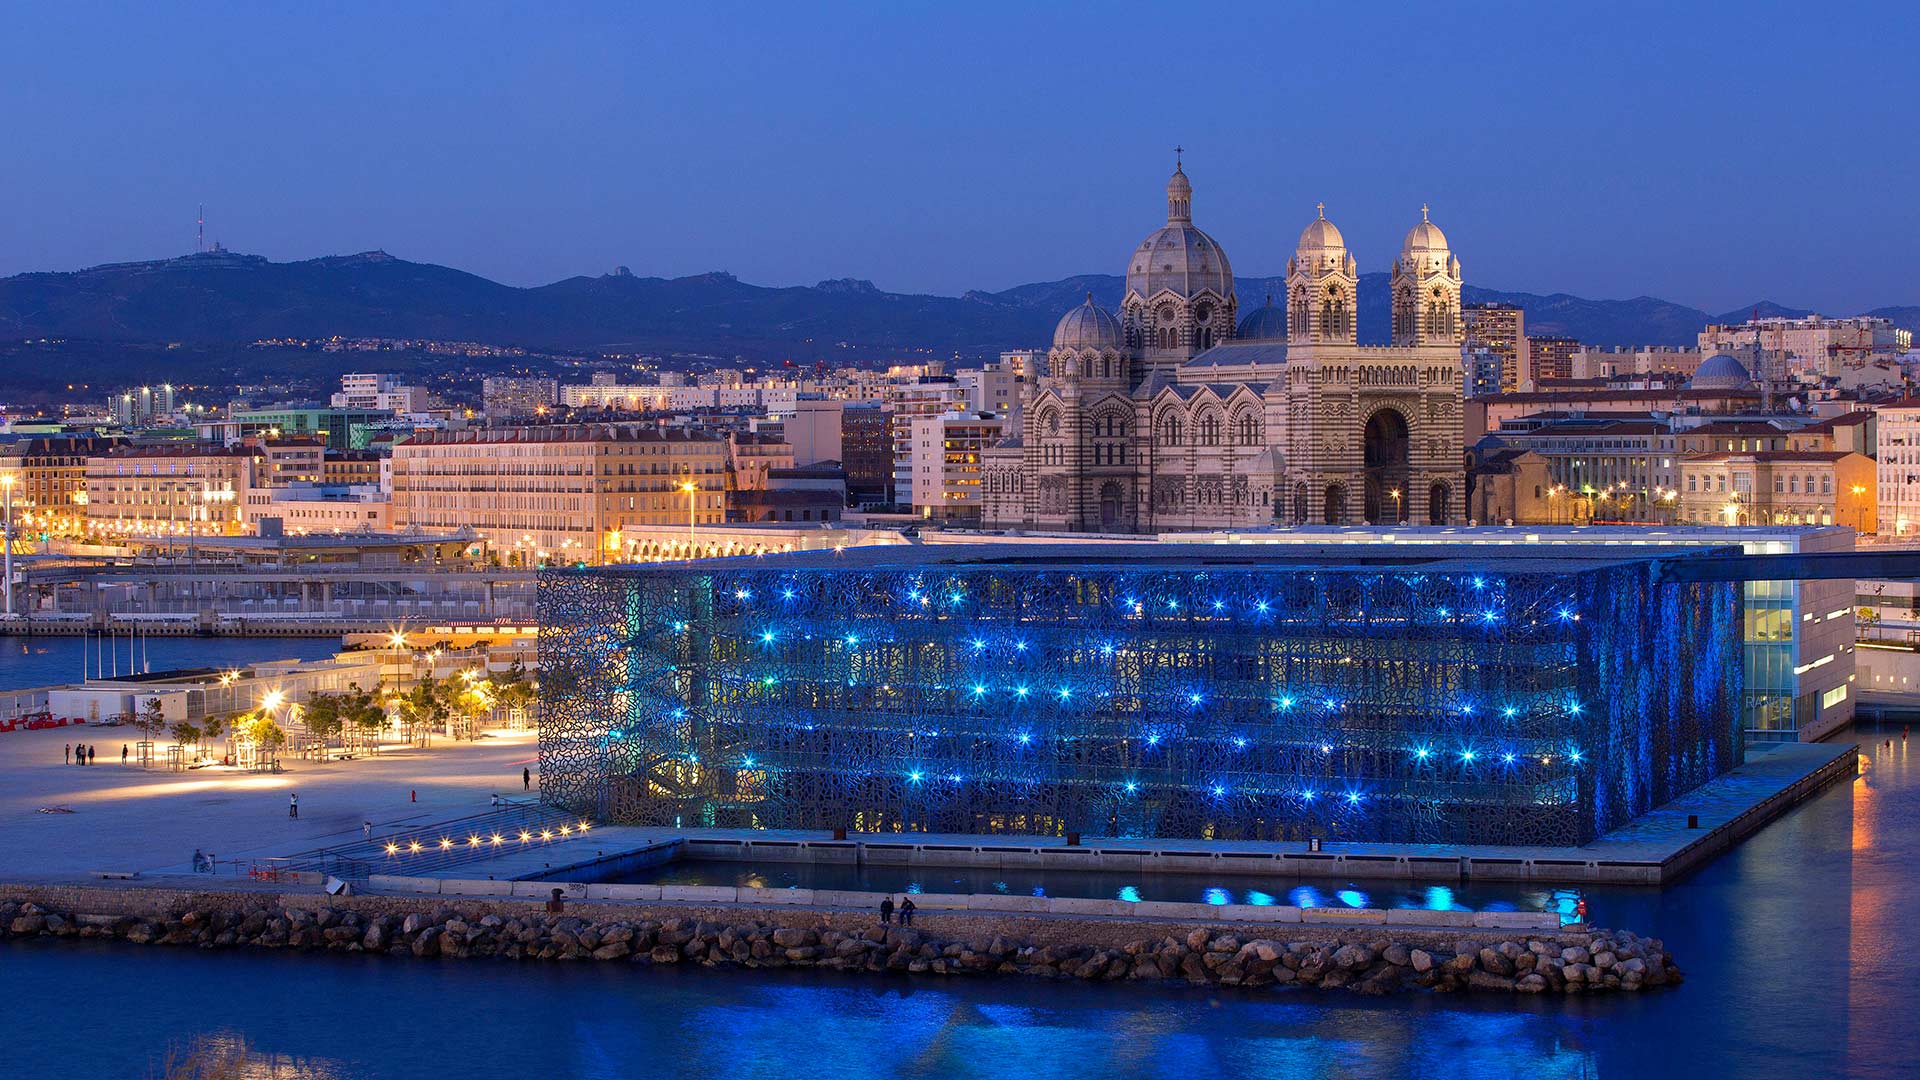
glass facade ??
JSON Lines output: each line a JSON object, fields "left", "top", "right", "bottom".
{"left": 538, "top": 546, "right": 1744, "bottom": 848}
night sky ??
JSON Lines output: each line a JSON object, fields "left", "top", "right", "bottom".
{"left": 3, "top": 1, "right": 1914, "bottom": 312}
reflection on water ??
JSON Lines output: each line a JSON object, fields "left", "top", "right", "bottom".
{"left": 3, "top": 726, "right": 1917, "bottom": 1079}
{"left": 620, "top": 857, "right": 1595, "bottom": 915}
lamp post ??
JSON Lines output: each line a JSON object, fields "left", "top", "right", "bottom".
{"left": 1388, "top": 488, "right": 1402, "bottom": 524}
{"left": 681, "top": 480, "right": 699, "bottom": 559}
{"left": 1850, "top": 484, "right": 1869, "bottom": 534}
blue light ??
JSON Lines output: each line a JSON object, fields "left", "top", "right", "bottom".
{"left": 1437, "top": 607, "right": 1451, "bottom": 617}
{"left": 760, "top": 630, "right": 776, "bottom": 644}
{"left": 1337, "top": 889, "right": 1370, "bottom": 908}
{"left": 908, "top": 771, "right": 923, "bottom": 782}
{"left": 742, "top": 757, "right": 756, "bottom": 767}
{"left": 1188, "top": 692, "right": 1204, "bottom": 706}
{"left": 1424, "top": 886, "right": 1458, "bottom": 911}
{"left": 1210, "top": 784, "right": 1224, "bottom": 797}
{"left": 1166, "top": 599, "right": 1179, "bottom": 610}
{"left": 1568, "top": 700, "right": 1584, "bottom": 716}
{"left": 781, "top": 588, "right": 795, "bottom": 600}
{"left": 1146, "top": 733, "right": 1161, "bottom": 746}
{"left": 1276, "top": 696, "right": 1295, "bottom": 710}
{"left": 948, "top": 592, "right": 963, "bottom": 605}
{"left": 1460, "top": 703, "right": 1475, "bottom": 715}
{"left": 1300, "top": 788, "right": 1315, "bottom": 801}
{"left": 1413, "top": 746, "right": 1432, "bottom": 762}
{"left": 1117, "top": 886, "right": 1141, "bottom": 903}
{"left": 970, "top": 638, "right": 986, "bottom": 650}
{"left": 1471, "top": 577, "right": 1486, "bottom": 589}
{"left": 1100, "top": 642, "right": 1115, "bottom": 656}
{"left": 1017, "top": 733, "right": 1032, "bottom": 744}
{"left": 1204, "top": 888, "right": 1231, "bottom": 906}
{"left": 1556, "top": 607, "right": 1574, "bottom": 621}
{"left": 1460, "top": 750, "right": 1477, "bottom": 763}
{"left": 1501, "top": 752, "right": 1516, "bottom": 764}
{"left": 1319, "top": 743, "right": 1332, "bottom": 754}
{"left": 1014, "top": 641, "right": 1028, "bottom": 652}
{"left": 1569, "top": 749, "right": 1584, "bottom": 764}
{"left": 1345, "top": 791, "right": 1362, "bottom": 805}
{"left": 1057, "top": 687, "right": 1071, "bottom": 700}
{"left": 1502, "top": 706, "right": 1517, "bottom": 718}
{"left": 1014, "top": 686, "right": 1030, "bottom": 698}
{"left": 844, "top": 633, "right": 859, "bottom": 645}
{"left": 735, "top": 588, "right": 752, "bottom": 600}
{"left": 1246, "top": 890, "right": 1276, "bottom": 906}
{"left": 1212, "top": 599, "right": 1225, "bottom": 611}
{"left": 971, "top": 685, "right": 987, "bottom": 696}
{"left": 1481, "top": 609, "right": 1500, "bottom": 623}
{"left": 1232, "top": 736, "right": 1247, "bottom": 749}
{"left": 1124, "top": 781, "right": 1138, "bottom": 793}
{"left": 1255, "top": 600, "right": 1270, "bottom": 613}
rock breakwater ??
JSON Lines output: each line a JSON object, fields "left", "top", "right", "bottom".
{"left": 0, "top": 893, "right": 1680, "bottom": 996}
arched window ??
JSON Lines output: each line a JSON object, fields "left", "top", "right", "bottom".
{"left": 1236, "top": 413, "right": 1259, "bottom": 446}
{"left": 1158, "top": 415, "right": 1182, "bottom": 447}
{"left": 1290, "top": 287, "right": 1308, "bottom": 339}
{"left": 1198, "top": 414, "right": 1220, "bottom": 446}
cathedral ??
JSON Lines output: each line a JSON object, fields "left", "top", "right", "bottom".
{"left": 981, "top": 162, "right": 1466, "bottom": 532}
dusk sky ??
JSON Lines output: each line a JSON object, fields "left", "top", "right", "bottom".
{"left": 4, "top": 2, "right": 1914, "bottom": 313}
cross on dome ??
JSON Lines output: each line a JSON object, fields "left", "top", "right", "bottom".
{"left": 1316, "top": 202, "right": 1325, "bottom": 219}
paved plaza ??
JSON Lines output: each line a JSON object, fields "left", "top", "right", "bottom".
{"left": 0, "top": 724, "right": 541, "bottom": 883}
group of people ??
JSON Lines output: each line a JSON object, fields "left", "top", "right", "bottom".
{"left": 877, "top": 896, "right": 918, "bottom": 926}
{"left": 63, "top": 743, "right": 105, "bottom": 765}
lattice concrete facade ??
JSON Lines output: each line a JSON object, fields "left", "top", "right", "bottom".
{"left": 538, "top": 544, "right": 1743, "bottom": 847}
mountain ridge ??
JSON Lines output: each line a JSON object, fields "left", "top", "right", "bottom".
{"left": 1, "top": 250, "right": 1913, "bottom": 365}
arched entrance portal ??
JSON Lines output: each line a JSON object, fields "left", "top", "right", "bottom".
{"left": 1428, "top": 482, "right": 1452, "bottom": 525}
{"left": 1362, "top": 408, "right": 1411, "bottom": 523}
{"left": 1323, "top": 483, "right": 1349, "bottom": 525}
{"left": 1098, "top": 481, "right": 1124, "bottom": 529}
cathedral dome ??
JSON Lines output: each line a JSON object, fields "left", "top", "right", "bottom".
{"left": 1690, "top": 353, "right": 1753, "bottom": 390}
{"left": 1297, "top": 206, "right": 1346, "bottom": 254}
{"left": 1401, "top": 208, "right": 1450, "bottom": 259}
{"left": 1126, "top": 164, "right": 1234, "bottom": 302}
{"left": 1236, "top": 294, "right": 1288, "bottom": 341}
{"left": 1053, "top": 294, "right": 1124, "bottom": 351}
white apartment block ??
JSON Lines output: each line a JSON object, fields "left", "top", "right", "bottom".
{"left": 1876, "top": 397, "right": 1920, "bottom": 536}
{"left": 908, "top": 412, "right": 1004, "bottom": 524}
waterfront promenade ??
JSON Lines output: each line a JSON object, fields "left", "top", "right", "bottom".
{"left": 0, "top": 723, "right": 538, "bottom": 883}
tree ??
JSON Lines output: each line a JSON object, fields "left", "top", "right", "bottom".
{"left": 136, "top": 697, "right": 167, "bottom": 743}
{"left": 401, "top": 675, "right": 448, "bottom": 736}
{"left": 234, "top": 712, "right": 287, "bottom": 754}
{"left": 168, "top": 718, "right": 202, "bottom": 748}
{"left": 303, "top": 692, "right": 345, "bottom": 744}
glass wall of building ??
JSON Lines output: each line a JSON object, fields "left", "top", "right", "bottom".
{"left": 538, "top": 547, "right": 1744, "bottom": 847}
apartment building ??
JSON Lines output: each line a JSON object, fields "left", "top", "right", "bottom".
{"left": 390, "top": 425, "right": 728, "bottom": 564}
{"left": 84, "top": 445, "right": 258, "bottom": 536}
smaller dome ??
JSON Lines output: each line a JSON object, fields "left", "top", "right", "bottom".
{"left": 1053, "top": 294, "right": 1123, "bottom": 351}
{"left": 1236, "top": 294, "right": 1287, "bottom": 341}
{"left": 1690, "top": 353, "right": 1753, "bottom": 390}
{"left": 1298, "top": 205, "right": 1345, "bottom": 252}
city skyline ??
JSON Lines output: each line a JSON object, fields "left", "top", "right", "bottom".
{"left": 2, "top": 4, "right": 1916, "bottom": 314}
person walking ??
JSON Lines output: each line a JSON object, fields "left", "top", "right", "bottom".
{"left": 522, "top": 767, "right": 531, "bottom": 791}
{"left": 879, "top": 897, "right": 895, "bottom": 925}
{"left": 64, "top": 744, "right": 71, "bottom": 765}
{"left": 899, "top": 897, "right": 916, "bottom": 927}
{"left": 86, "top": 745, "right": 95, "bottom": 765}
{"left": 121, "top": 744, "right": 128, "bottom": 764}
{"left": 288, "top": 792, "right": 299, "bottom": 819}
